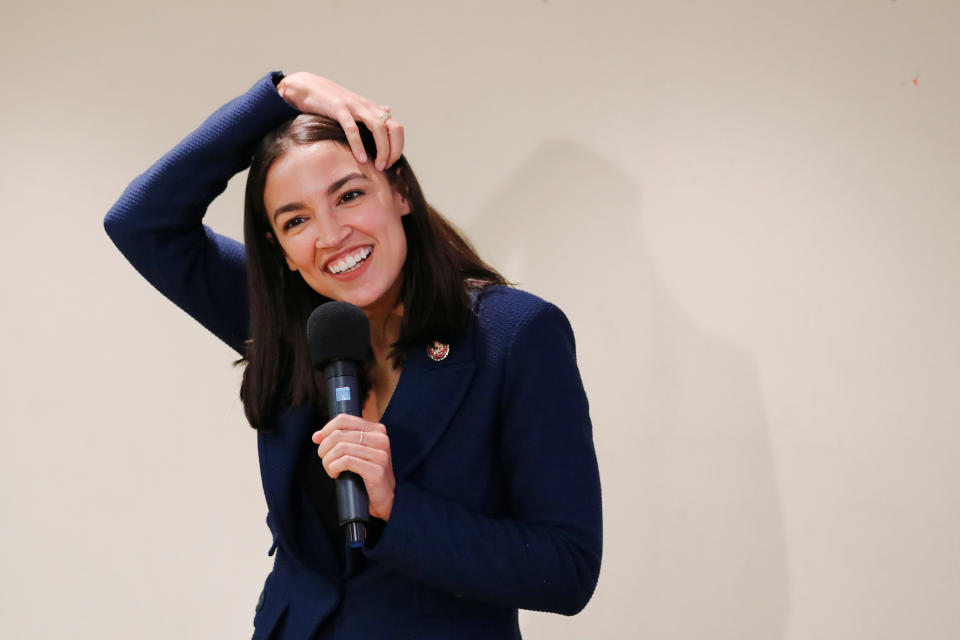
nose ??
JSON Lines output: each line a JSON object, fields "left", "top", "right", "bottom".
{"left": 313, "top": 212, "right": 350, "bottom": 249}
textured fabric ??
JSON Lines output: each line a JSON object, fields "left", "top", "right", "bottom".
{"left": 104, "top": 72, "right": 602, "bottom": 640}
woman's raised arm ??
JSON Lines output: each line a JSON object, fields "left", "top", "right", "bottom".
{"left": 103, "top": 71, "right": 402, "bottom": 355}
{"left": 104, "top": 72, "right": 298, "bottom": 355}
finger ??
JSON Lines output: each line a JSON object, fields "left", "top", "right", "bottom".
{"left": 386, "top": 119, "right": 404, "bottom": 168}
{"left": 316, "top": 429, "right": 388, "bottom": 459}
{"left": 322, "top": 441, "right": 389, "bottom": 467}
{"left": 377, "top": 106, "right": 403, "bottom": 166}
{"left": 334, "top": 108, "right": 367, "bottom": 164}
{"left": 311, "top": 414, "right": 363, "bottom": 444}
{"left": 325, "top": 453, "right": 385, "bottom": 482}
{"left": 312, "top": 415, "right": 385, "bottom": 444}
{"left": 357, "top": 106, "right": 391, "bottom": 171}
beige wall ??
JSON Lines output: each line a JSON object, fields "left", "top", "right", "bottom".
{"left": 2, "top": 1, "right": 958, "bottom": 638}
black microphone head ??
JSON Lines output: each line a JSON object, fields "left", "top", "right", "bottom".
{"left": 306, "top": 301, "right": 371, "bottom": 367}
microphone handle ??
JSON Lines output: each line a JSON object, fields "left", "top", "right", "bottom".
{"left": 324, "top": 359, "right": 369, "bottom": 547}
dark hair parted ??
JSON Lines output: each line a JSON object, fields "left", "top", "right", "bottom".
{"left": 236, "top": 114, "right": 507, "bottom": 431}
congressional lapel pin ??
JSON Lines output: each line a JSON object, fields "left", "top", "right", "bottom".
{"left": 427, "top": 340, "right": 450, "bottom": 362}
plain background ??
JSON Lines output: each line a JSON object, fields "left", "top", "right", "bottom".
{"left": 2, "top": 1, "right": 958, "bottom": 638}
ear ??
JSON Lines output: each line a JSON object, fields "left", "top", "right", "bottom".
{"left": 266, "top": 231, "right": 299, "bottom": 271}
{"left": 390, "top": 167, "right": 412, "bottom": 216}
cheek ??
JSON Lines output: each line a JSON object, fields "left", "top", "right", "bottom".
{"left": 278, "top": 236, "right": 317, "bottom": 270}
{"left": 383, "top": 226, "right": 408, "bottom": 268}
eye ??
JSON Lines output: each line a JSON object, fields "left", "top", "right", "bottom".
{"left": 338, "top": 189, "right": 364, "bottom": 205}
{"left": 282, "top": 215, "right": 306, "bottom": 231}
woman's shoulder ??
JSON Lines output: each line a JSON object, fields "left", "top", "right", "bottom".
{"left": 473, "top": 284, "right": 545, "bottom": 316}
{"left": 465, "top": 285, "right": 578, "bottom": 374}
{"left": 471, "top": 284, "right": 571, "bottom": 341}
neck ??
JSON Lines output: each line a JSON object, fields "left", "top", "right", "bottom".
{"left": 362, "top": 275, "right": 405, "bottom": 368}
{"left": 365, "top": 304, "right": 403, "bottom": 365}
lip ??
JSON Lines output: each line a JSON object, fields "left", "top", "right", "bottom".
{"left": 325, "top": 245, "right": 374, "bottom": 281}
{"left": 323, "top": 244, "right": 373, "bottom": 271}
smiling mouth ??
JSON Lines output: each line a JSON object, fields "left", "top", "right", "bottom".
{"left": 327, "top": 246, "right": 373, "bottom": 274}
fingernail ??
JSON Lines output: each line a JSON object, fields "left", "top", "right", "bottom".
{"left": 359, "top": 153, "right": 367, "bottom": 163}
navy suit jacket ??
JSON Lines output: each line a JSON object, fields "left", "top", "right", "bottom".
{"left": 104, "top": 72, "right": 602, "bottom": 640}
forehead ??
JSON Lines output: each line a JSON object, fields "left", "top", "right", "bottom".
{"left": 264, "top": 141, "right": 366, "bottom": 202}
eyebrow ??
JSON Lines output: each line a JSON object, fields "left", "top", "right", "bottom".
{"left": 272, "top": 172, "right": 368, "bottom": 223}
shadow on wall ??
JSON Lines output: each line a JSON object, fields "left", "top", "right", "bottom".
{"left": 465, "top": 140, "right": 788, "bottom": 639}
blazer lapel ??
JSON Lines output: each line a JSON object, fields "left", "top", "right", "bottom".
{"left": 257, "top": 405, "right": 340, "bottom": 574}
{"left": 385, "top": 319, "right": 477, "bottom": 478}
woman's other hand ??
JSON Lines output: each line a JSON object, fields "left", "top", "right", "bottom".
{"left": 311, "top": 392, "right": 396, "bottom": 520}
{"left": 277, "top": 72, "right": 404, "bottom": 172}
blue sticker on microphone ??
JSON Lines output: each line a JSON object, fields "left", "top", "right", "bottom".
{"left": 335, "top": 387, "right": 351, "bottom": 402}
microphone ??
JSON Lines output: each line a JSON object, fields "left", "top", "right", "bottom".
{"left": 306, "top": 301, "right": 371, "bottom": 547}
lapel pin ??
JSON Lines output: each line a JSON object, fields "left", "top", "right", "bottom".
{"left": 427, "top": 340, "right": 450, "bottom": 362}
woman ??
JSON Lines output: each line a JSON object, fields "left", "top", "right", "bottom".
{"left": 105, "top": 71, "right": 602, "bottom": 640}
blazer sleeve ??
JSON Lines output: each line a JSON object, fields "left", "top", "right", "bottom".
{"left": 103, "top": 71, "right": 300, "bottom": 356}
{"left": 366, "top": 301, "right": 603, "bottom": 615}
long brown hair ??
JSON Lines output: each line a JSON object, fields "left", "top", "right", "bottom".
{"left": 237, "top": 114, "right": 506, "bottom": 431}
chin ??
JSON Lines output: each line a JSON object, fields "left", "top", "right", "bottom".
{"left": 336, "top": 288, "right": 390, "bottom": 311}
{"left": 309, "top": 271, "right": 401, "bottom": 311}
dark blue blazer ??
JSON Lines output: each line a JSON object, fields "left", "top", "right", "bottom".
{"left": 104, "top": 72, "right": 602, "bottom": 640}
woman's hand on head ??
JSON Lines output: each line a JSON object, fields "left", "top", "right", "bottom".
{"left": 311, "top": 394, "right": 395, "bottom": 520}
{"left": 277, "top": 72, "right": 404, "bottom": 171}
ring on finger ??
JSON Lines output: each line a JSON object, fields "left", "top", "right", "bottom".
{"left": 358, "top": 430, "right": 365, "bottom": 445}
{"left": 379, "top": 111, "right": 392, "bottom": 123}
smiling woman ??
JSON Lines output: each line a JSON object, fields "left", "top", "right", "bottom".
{"left": 103, "top": 70, "right": 602, "bottom": 640}
{"left": 265, "top": 142, "right": 410, "bottom": 312}
{"left": 239, "top": 111, "right": 508, "bottom": 435}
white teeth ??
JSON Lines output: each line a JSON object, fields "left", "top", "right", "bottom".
{"left": 328, "top": 247, "right": 371, "bottom": 274}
